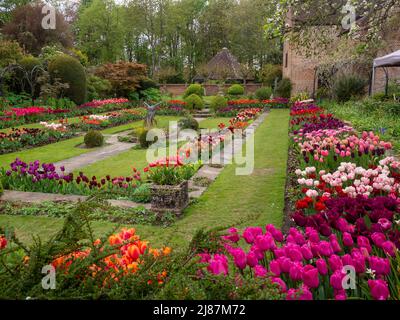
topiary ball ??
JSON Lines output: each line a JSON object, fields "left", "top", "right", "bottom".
{"left": 185, "top": 94, "right": 204, "bottom": 110}
{"left": 227, "top": 84, "right": 245, "bottom": 96}
{"left": 48, "top": 54, "right": 87, "bottom": 105}
{"left": 210, "top": 95, "right": 228, "bottom": 111}
{"left": 84, "top": 130, "right": 104, "bottom": 148}
{"left": 184, "top": 84, "right": 204, "bottom": 98}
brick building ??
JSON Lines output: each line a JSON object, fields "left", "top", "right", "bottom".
{"left": 283, "top": 8, "right": 400, "bottom": 96}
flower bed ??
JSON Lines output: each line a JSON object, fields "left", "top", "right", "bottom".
{"left": 0, "top": 127, "right": 76, "bottom": 155}
{"left": 0, "top": 99, "right": 132, "bottom": 129}
{"left": 193, "top": 101, "right": 399, "bottom": 300}
{"left": 155, "top": 100, "right": 188, "bottom": 116}
{"left": 68, "top": 108, "right": 146, "bottom": 131}
{"left": 1, "top": 159, "right": 150, "bottom": 203}
{"left": 262, "top": 98, "right": 290, "bottom": 109}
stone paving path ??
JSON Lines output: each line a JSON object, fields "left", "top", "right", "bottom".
{"left": 1, "top": 190, "right": 151, "bottom": 209}
{"left": 53, "top": 131, "right": 135, "bottom": 174}
{"left": 188, "top": 111, "right": 269, "bottom": 199}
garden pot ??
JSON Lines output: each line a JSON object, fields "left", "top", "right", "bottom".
{"left": 150, "top": 180, "right": 189, "bottom": 216}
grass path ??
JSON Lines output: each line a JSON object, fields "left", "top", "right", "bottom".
{"left": 0, "top": 110, "right": 289, "bottom": 248}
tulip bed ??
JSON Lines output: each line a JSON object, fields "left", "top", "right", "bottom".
{"left": 0, "top": 99, "right": 132, "bottom": 129}
{"left": 68, "top": 108, "right": 147, "bottom": 131}
{"left": 0, "top": 127, "right": 77, "bottom": 155}
{"left": 194, "top": 102, "right": 399, "bottom": 300}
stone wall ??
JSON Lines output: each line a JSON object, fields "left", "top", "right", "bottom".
{"left": 160, "top": 84, "right": 262, "bottom": 97}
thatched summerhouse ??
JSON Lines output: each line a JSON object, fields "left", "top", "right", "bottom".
{"left": 194, "top": 48, "right": 252, "bottom": 83}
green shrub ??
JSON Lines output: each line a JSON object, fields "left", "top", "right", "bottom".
{"left": 84, "top": 130, "right": 104, "bottom": 148}
{"left": 19, "top": 56, "right": 41, "bottom": 72}
{"left": 185, "top": 94, "right": 204, "bottom": 110}
{"left": 0, "top": 180, "right": 3, "bottom": 196}
{"left": 227, "top": 84, "right": 245, "bottom": 96}
{"left": 388, "top": 80, "right": 400, "bottom": 97}
{"left": 275, "top": 77, "right": 292, "bottom": 98}
{"left": 87, "top": 75, "right": 112, "bottom": 101}
{"left": 0, "top": 40, "right": 24, "bottom": 68}
{"left": 316, "top": 87, "right": 330, "bottom": 100}
{"left": 139, "top": 78, "right": 159, "bottom": 90}
{"left": 48, "top": 54, "right": 87, "bottom": 105}
{"left": 140, "top": 88, "right": 161, "bottom": 101}
{"left": 184, "top": 84, "right": 204, "bottom": 98}
{"left": 255, "top": 87, "right": 272, "bottom": 100}
{"left": 333, "top": 74, "right": 366, "bottom": 102}
{"left": 136, "top": 127, "right": 155, "bottom": 149}
{"left": 210, "top": 95, "right": 228, "bottom": 111}
{"left": 178, "top": 116, "right": 199, "bottom": 130}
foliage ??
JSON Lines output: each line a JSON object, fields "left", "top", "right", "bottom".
{"left": 255, "top": 87, "right": 273, "bottom": 100}
{"left": 84, "top": 130, "right": 104, "bottom": 148}
{"left": 185, "top": 94, "right": 204, "bottom": 111}
{"left": 95, "top": 61, "right": 147, "bottom": 98}
{"left": 2, "top": 2, "right": 72, "bottom": 55}
{"left": 227, "top": 84, "right": 245, "bottom": 96}
{"left": 139, "top": 78, "right": 159, "bottom": 90}
{"left": 136, "top": 127, "right": 152, "bottom": 149}
{"left": 154, "top": 67, "right": 185, "bottom": 84}
{"left": 0, "top": 40, "right": 24, "bottom": 67}
{"left": 19, "top": 56, "right": 41, "bottom": 72}
{"left": 48, "top": 54, "right": 87, "bottom": 105}
{"left": 140, "top": 88, "right": 161, "bottom": 101}
{"left": 184, "top": 84, "right": 204, "bottom": 98}
{"left": 87, "top": 75, "right": 112, "bottom": 101}
{"left": 259, "top": 64, "right": 282, "bottom": 87}
{"left": 39, "top": 45, "right": 64, "bottom": 62}
{"left": 275, "top": 77, "right": 292, "bottom": 98}
{"left": 333, "top": 74, "right": 367, "bottom": 102}
{"left": 0, "top": 180, "right": 3, "bottom": 196}
{"left": 178, "top": 116, "right": 199, "bottom": 131}
{"left": 210, "top": 95, "right": 228, "bottom": 111}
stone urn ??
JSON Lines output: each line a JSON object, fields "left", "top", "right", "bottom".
{"left": 150, "top": 180, "right": 189, "bottom": 216}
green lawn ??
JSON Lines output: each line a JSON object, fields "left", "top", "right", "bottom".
{"left": 0, "top": 116, "right": 181, "bottom": 167}
{"left": 0, "top": 109, "right": 290, "bottom": 248}
{"left": 199, "top": 117, "right": 230, "bottom": 130}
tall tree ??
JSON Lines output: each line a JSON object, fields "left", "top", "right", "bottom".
{"left": 75, "top": 0, "right": 125, "bottom": 63}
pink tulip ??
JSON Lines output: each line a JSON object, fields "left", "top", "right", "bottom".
{"left": 301, "top": 244, "right": 313, "bottom": 260}
{"left": 334, "top": 290, "right": 347, "bottom": 300}
{"left": 222, "top": 228, "right": 240, "bottom": 243}
{"left": 305, "top": 227, "right": 320, "bottom": 243}
{"left": 382, "top": 240, "right": 396, "bottom": 257}
{"left": 357, "top": 236, "right": 372, "bottom": 254}
{"left": 266, "top": 224, "right": 284, "bottom": 242}
{"left": 318, "top": 241, "right": 333, "bottom": 257}
{"left": 341, "top": 254, "right": 354, "bottom": 268}
{"left": 342, "top": 232, "right": 354, "bottom": 247}
{"left": 278, "top": 257, "right": 292, "bottom": 273}
{"left": 368, "top": 279, "right": 390, "bottom": 300}
{"left": 255, "top": 234, "right": 276, "bottom": 252}
{"left": 198, "top": 253, "right": 211, "bottom": 263}
{"left": 351, "top": 249, "right": 366, "bottom": 273}
{"left": 328, "top": 254, "right": 343, "bottom": 272}
{"left": 378, "top": 218, "right": 392, "bottom": 231}
{"left": 231, "top": 248, "right": 247, "bottom": 270}
{"left": 253, "top": 265, "right": 267, "bottom": 278}
{"left": 246, "top": 251, "right": 259, "bottom": 267}
{"left": 286, "top": 285, "right": 313, "bottom": 300}
{"left": 302, "top": 265, "right": 319, "bottom": 288}
{"left": 243, "top": 227, "right": 263, "bottom": 244}
{"left": 285, "top": 244, "right": 303, "bottom": 262}
{"left": 316, "top": 258, "right": 328, "bottom": 275}
{"left": 271, "top": 277, "right": 287, "bottom": 292}
{"left": 270, "top": 260, "right": 281, "bottom": 276}
{"left": 330, "top": 270, "right": 345, "bottom": 290}
{"left": 371, "top": 232, "right": 386, "bottom": 248}
{"left": 368, "top": 256, "right": 390, "bottom": 276}
{"left": 207, "top": 254, "right": 229, "bottom": 276}
{"left": 289, "top": 262, "right": 303, "bottom": 281}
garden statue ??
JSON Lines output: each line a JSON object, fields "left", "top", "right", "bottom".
{"left": 144, "top": 101, "right": 162, "bottom": 128}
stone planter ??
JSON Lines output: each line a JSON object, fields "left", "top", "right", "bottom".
{"left": 150, "top": 180, "right": 189, "bottom": 216}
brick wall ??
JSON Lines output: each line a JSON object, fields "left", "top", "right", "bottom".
{"left": 160, "top": 84, "right": 262, "bottom": 97}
